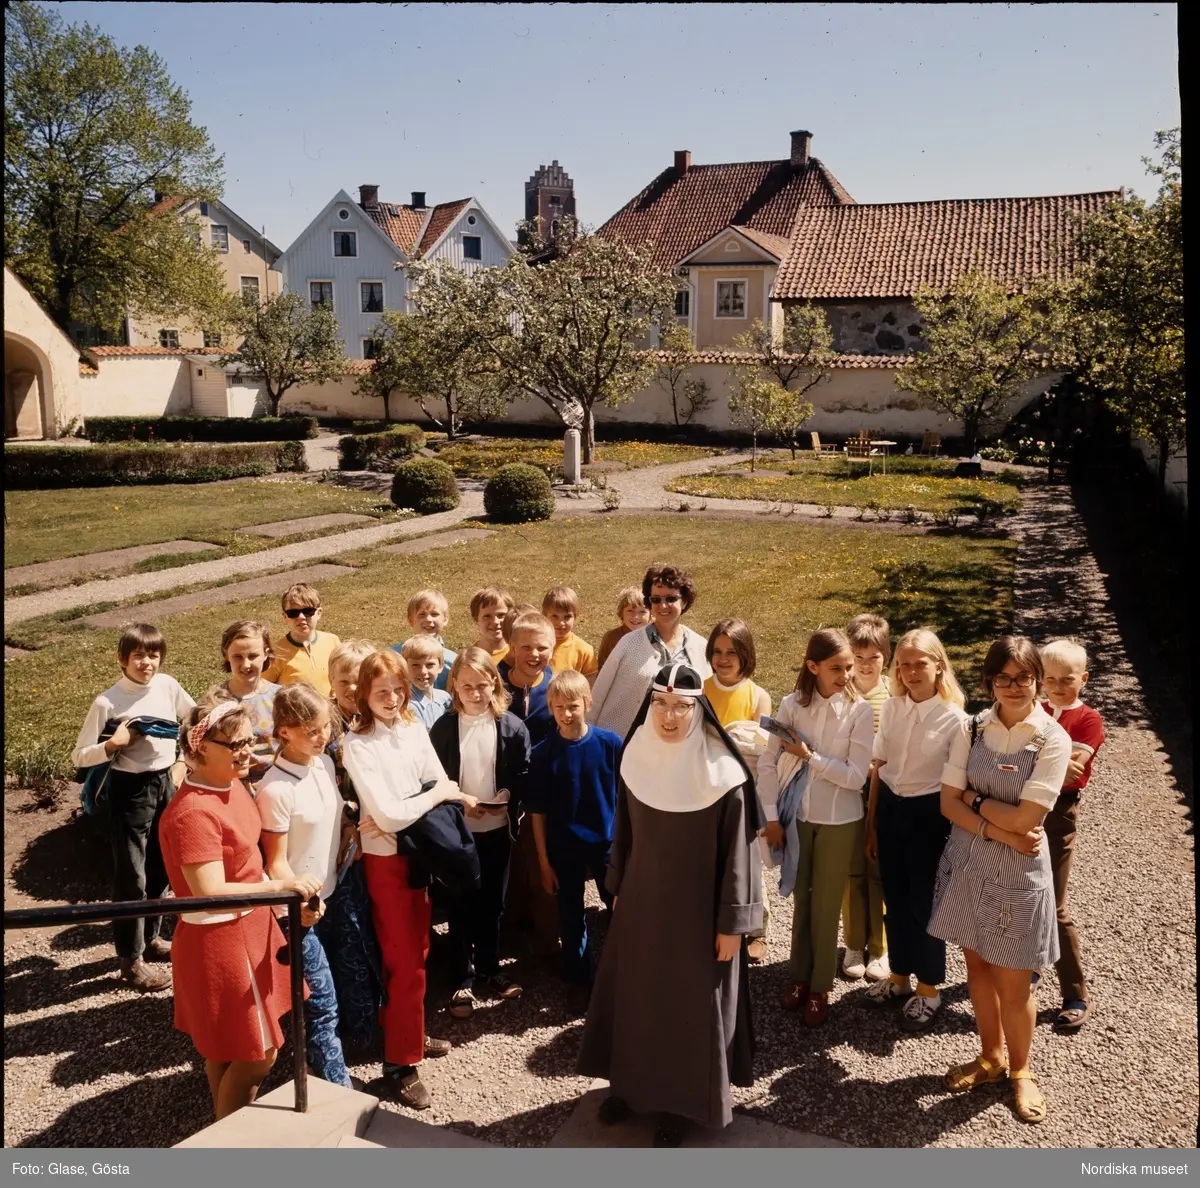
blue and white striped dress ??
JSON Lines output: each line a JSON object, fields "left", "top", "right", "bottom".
{"left": 927, "top": 718, "right": 1061, "bottom": 971}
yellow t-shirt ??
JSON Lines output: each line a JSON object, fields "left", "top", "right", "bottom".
{"left": 262, "top": 631, "right": 341, "bottom": 697}
{"left": 703, "top": 676, "right": 764, "bottom": 728}
{"left": 858, "top": 679, "right": 890, "bottom": 733}
{"left": 550, "top": 632, "right": 598, "bottom": 678}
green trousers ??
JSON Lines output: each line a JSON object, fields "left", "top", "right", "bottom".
{"left": 789, "top": 818, "right": 860, "bottom": 993}
{"left": 841, "top": 813, "right": 887, "bottom": 958}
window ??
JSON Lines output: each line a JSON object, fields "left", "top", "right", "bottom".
{"left": 550, "top": 219, "right": 560, "bottom": 237}
{"left": 338, "top": 208, "right": 351, "bottom": 221}
{"left": 240, "top": 276, "right": 260, "bottom": 301}
{"left": 210, "top": 225, "right": 229, "bottom": 252}
{"left": 462, "top": 235, "right": 482, "bottom": 261}
{"left": 159, "top": 329, "right": 180, "bottom": 348}
{"left": 333, "top": 231, "right": 357, "bottom": 257}
{"left": 229, "top": 373, "right": 244, "bottom": 386}
{"left": 310, "top": 281, "right": 333, "bottom": 307}
{"left": 715, "top": 280, "right": 746, "bottom": 318}
{"left": 467, "top": 215, "right": 477, "bottom": 226}
{"left": 360, "top": 282, "right": 384, "bottom": 313}
{"left": 550, "top": 195, "right": 562, "bottom": 207}
{"left": 242, "top": 238, "right": 252, "bottom": 253}
{"left": 199, "top": 202, "right": 209, "bottom": 217}
{"left": 674, "top": 289, "right": 690, "bottom": 319}
{"left": 203, "top": 330, "right": 222, "bottom": 347}
{"left": 362, "top": 338, "right": 380, "bottom": 360}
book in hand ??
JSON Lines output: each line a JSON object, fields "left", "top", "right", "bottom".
{"left": 759, "top": 716, "right": 797, "bottom": 744}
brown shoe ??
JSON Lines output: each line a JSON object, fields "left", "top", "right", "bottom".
{"left": 387, "top": 1069, "right": 431, "bottom": 1110}
{"left": 746, "top": 938, "right": 768, "bottom": 964}
{"left": 119, "top": 958, "right": 171, "bottom": 993}
{"left": 144, "top": 937, "right": 172, "bottom": 962}
{"left": 423, "top": 1035, "right": 452, "bottom": 1059}
{"left": 780, "top": 980, "right": 809, "bottom": 1010}
{"left": 803, "top": 991, "right": 829, "bottom": 1028}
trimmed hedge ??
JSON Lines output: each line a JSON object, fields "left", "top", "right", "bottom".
{"left": 84, "top": 415, "right": 318, "bottom": 443}
{"left": 484, "top": 463, "right": 556, "bottom": 523}
{"left": 338, "top": 423, "right": 425, "bottom": 470}
{"left": 390, "top": 459, "right": 461, "bottom": 514}
{"left": 4, "top": 441, "right": 307, "bottom": 489}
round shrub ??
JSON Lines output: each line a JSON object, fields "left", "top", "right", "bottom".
{"left": 484, "top": 463, "right": 556, "bottom": 523}
{"left": 390, "top": 458, "right": 460, "bottom": 514}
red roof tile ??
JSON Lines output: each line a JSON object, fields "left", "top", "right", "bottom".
{"left": 362, "top": 198, "right": 471, "bottom": 257}
{"left": 86, "top": 346, "right": 226, "bottom": 358}
{"left": 726, "top": 225, "right": 792, "bottom": 260}
{"left": 600, "top": 159, "right": 855, "bottom": 270}
{"left": 638, "top": 349, "right": 907, "bottom": 369}
{"left": 774, "top": 192, "right": 1120, "bottom": 300}
{"left": 416, "top": 200, "right": 471, "bottom": 255}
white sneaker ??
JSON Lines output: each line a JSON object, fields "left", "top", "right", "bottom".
{"left": 864, "top": 953, "right": 891, "bottom": 982}
{"left": 842, "top": 948, "right": 866, "bottom": 979}
{"left": 899, "top": 992, "right": 942, "bottom": 1032}
{"left": 863, "top": 977, "right": 910, "bottom": 1007}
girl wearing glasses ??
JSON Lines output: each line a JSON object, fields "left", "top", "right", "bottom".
{"left": 158, "top": 693, "right": 322, "bottom": 1121}
{"left": 590, "top": 565, "right": 711, "bottom": 739}
{"left": 578, "top": 663, "right": 764, "bottom": 1148}
{"left": 927, "top": 635, "right": 1071, "bottom": 1124}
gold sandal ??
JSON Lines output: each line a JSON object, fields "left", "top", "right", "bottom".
{"left": 945, "top": 1054, "right": 1008, "bottom": 1093}
{"left": 1010, "top": 1069, "right": 1046, "bottom": 1124}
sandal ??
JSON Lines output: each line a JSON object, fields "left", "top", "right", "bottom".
{"left": 746, "top": 938, "right": 768, "bottom": 963}
{"left": 945, "top": 1054, "right": 1008, "bottom": 1093}
{"left": 1053, "top": 1000, "right": 1089, "bottom": 1033}
{"left": 1010, "top": 1069, "right": 1047, "bottom": 1124}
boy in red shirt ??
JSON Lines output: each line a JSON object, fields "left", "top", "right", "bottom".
{"left": 1040, "top": 638, "right": 1106, "bottom": 1033}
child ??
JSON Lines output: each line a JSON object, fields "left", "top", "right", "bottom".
{"left": 219, "top": 620, "right": 279, "bottom": 783}
{"left": 401, "top": 635, "right": 452, "bottom": 730}
{"left": 470, "top": 586, "right": 514, "bottom": 664}
{"left": 263, "top": 583, "right": 341, "bottom": 697}
{"left": 430, "top": 648, "right": 531, "bottom": 1019}
{"left": 757, "top": 628, "right": 873, "bottom": 1028}
{"left": 255, "top": 683, "right": 352, "bottom": 1088}
{"left": 528, "top": 670, "right": 623, "bottom": 996}
{"left": 841, "top": 613, "right": 892, "bottom": 983}
{"left": 394, "top": 590, "right": 456, "bottom": 691}
{"left": 71, "top": 623, "right": 195, "bottom": 992}
{"left": 596, "top": 586, "right": 650, "bottom": 673}
{"left": 704, "top": 618, "right": 772, "bottom": 962}
{"left": 543, "top": 586, "right": 599, "bottom": 682}
{"left": 1039, "top": 638, "right": 1105, "bottom": 1033}
{"left": 863, "top": 629, "right": 967, "bottom": 1030}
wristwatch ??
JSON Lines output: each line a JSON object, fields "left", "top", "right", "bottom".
{"left": 971, "top": 792, "right": 987, "bottom": 814}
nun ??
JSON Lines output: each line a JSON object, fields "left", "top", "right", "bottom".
{"left": 577, "top": 663, "right": 765, "bottom": 1147}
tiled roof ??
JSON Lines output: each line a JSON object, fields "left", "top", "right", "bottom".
{"left": 774, "top": 192, "right": 1120, "bottom": 300}
{"left": 728, "top": 225, "right": 792, "bottom": 260}
{"left": 79, "top": 360, "right": 99, "bottom": 376}
{"left": 416, "top": 200, "right": 471, "bottom": 255}
{"left": 637, "top": 349, "right": 909, "bottom": 369}
{"left": 86, "top": 346, "right": 226, "bottom": 358}
{"left": 364, "top": 202, "right": 426, "bottom": 254}
{"left": 600, "top": 159, "right": 855, "bottom": 270}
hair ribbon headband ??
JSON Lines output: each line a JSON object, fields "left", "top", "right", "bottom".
{"left": 187, "top": 700, "right": 242, "bottom": 753}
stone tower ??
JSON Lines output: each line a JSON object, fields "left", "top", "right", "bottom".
{"left": 522, "top": 160, "right": 576, "bottom": 245}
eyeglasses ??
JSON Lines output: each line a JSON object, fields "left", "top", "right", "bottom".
{"left": 992, "top": 673, "right": 1035, "bottom": 689}
{"left": 651, "top": 699, "right": 696, "bottom": 718}
{"left": 284, "top": 607, "right": 319, "bottom": 619}
{"left": 649, "top": 595, "right": 681, "bottom": 605}
{"left": 209, "top": 736, "right": 256, "bottom": 753}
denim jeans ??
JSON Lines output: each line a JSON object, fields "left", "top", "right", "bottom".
{"left": 548, "top": 836, "right": 613, "bottom": 985}
{"left": 282, "top": 920, "right": 352, "bottom": 1088}
{"left": 314, "top": 862, "right": 384, "bottom": 1049}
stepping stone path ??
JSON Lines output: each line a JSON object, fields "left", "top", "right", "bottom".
{"left": 380, "top": 528, "right": 495, "bottom": 556}
{"left": 83, "top": 563, "right": 358, "bottom": 629}
{"left": 237, "top": 513, "right": 375, "bottom": 538}
{"left": 4, "top": 540, "right": 219, "bottom": 589}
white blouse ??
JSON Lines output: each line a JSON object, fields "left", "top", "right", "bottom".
{"left": 756, "top": 690, "right": 874, "bottom": 826}
{"left": 458, "top": 712, "right": 507, "bottom": 834}
{"left": 255, "top": 754, "right": 342, "bottom": 899}
{"left": 872, "top": 695, "right": 968, "bottom": 798}
{"left": 342, "top": 716, "right": 449, "bottom": 856}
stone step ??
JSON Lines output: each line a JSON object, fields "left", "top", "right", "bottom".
{"left": 380, "top": 528, "right": 495, "bottom": 556}
{"left": 360, "top": 1107, "right": 492, "bottom": 1148}
{"left": 5, "top": 540, "right": 220, "bottom": 589}
{"left": 237, "top": 513, "right": 376, "bottom": 538}
{"left": 333, "top": 1135, "right": 385, "bottom": 1148}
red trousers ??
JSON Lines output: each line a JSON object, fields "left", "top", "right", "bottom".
{"left": 364, "top": 853, "right": 430, "bottom": 1067}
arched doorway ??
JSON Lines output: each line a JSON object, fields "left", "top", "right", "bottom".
{"left": 4, "top": 334, "right": 54, "bottom": 440}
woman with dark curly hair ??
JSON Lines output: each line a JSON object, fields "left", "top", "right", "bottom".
{"left": 590, "top": 564, "right": 711, "bottom": 739}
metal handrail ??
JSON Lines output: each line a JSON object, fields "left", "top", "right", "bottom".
{"left": 3, "top": 890, "right": 311, "bottom": 1112}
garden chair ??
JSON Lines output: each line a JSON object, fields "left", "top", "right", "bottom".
{"left": 844, "top": 438, "right": 879, "bottom": 477}
{"left": 920, "top": 430, "right": 942, "bottom": 457}
{"left": 810, "top": 431, "right": 840, "bottom": 456}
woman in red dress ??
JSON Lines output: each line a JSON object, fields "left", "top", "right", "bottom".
{"left": 159, "top": 694, "right": 321, "bottom": 1120}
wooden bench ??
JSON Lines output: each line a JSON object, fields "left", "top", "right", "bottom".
{"left": 810, "top": 431, "right": 840, "bottom": 455}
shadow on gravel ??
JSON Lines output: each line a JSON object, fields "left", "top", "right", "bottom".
{"left": 450, "top": 1097, "right": 581, "bottom": 1148}
{"left": 3, "top": 953, "right": 122, "bottom": 1014}
{"left": 10, "top": 811, "right": 111, "bottom": 903}
{"left": 50, "top": 923, "right": 113, "bottom": 951}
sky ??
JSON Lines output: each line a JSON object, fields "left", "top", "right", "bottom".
{"left": 53, "top": 2, "right": 1180, "bottom": 251}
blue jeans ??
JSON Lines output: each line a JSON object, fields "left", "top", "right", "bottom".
{"left": 548, "top": 836, "right": 613, "bottom": 985}
{"left": 314, "top": 863, "right": 384, "bottom": 1049}
{"left": 288, "top": 923, "right": 352, "bottom": 1089}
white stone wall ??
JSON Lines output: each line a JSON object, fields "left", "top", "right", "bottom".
{"left": 79, "top": 356, "right": 193, "bottom": 418}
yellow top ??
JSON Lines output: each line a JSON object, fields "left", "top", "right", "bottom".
{"left": 858, "top": 680, "right": 890, "bottom": 733}
{"left": 262, "top": 631, "right": 341, "bottom": 697}
{"left": 703, "top": 676, "right": 764, "bottom": 728}
{"left": 550, "top": 632, "right": 598, "bottom": 678}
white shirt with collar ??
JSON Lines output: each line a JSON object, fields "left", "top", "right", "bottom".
{"left": 342, "top": 715, "right": 449, "bottom": 856}
{"left": 941, "top": 702, "right": 1071, "bottom": 810}
{"left": 756, "top": 689, "right": 873, "bottom": 826}
{"left": 872, "top": 694, "right": 968, "bottom": 798}
{"left": 255, "top": 753, "right": 342, "bottom": 900}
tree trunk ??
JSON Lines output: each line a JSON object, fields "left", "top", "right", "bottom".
{"left": 383, "top": 391, "right": 393, "bottom": 423}
{"left": 963, "top": 415, "right": 979, "bottom": 457}
{"left": 582, "top": 407, "right": 596, "bottom": 464}
{"left": 447, "top": 395, "right": 460, "bottom": 441}
{"left": 266, "top": 387, "right": 281, "bottom": 417}
{"left": 1158, "top": 437, "right": 1169, "bottom": 494}
{"left": 750, "top": 429, "right": 758, "bottom": 472}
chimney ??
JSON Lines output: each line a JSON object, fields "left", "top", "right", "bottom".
{"left": 674, "top": 150, "right": 691, "bottom": 176}
{"left": 358, "top": 184, "right": 379, "bottom": 209}
{"left": 790, "top": 130, "right": 812, "bottom": 171}
{"left": 411, "top": 191, "right": 427, "bottom": 210}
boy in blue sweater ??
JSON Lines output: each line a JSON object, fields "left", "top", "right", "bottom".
{"left": 529, "top": 670, "right": 622, "bottom": 991}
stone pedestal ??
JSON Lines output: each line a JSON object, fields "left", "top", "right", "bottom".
{"left": 563, "top": 428, "right": 582, "bottom": 484}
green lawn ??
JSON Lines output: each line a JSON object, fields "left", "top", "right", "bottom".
{"left": 667, "top": 456, "right": 1024, "bottom": 513}
{"left": 3, "top": 480, "right": 406, "bottom": 571}
{"left": 5, "top": 514, "right": 1015, "bottom": 780}
{"left": 431, "top": 437, "right": 723, "bottom": 479}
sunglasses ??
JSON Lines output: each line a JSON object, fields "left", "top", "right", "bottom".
{"left": 284, "top": 607, "right": 319, "bottom": 619}
{"left": 992, "top": 673, "right": 1035, "bottom": 689}
{"left": 208, "top": 736, "right": 256, "bottom": 753}
{"left": 649, "top": 595, "right": 682, "bottom": 605}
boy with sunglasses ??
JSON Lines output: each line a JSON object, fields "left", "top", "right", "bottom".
{"left": 263, "top": 583, "right": 341, "bottom": 696}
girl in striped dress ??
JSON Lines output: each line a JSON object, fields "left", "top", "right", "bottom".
{"left": 927, "top": 636, "right": 1071, "bottom": 1124}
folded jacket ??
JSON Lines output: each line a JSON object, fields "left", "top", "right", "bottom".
{"left": 773, "top": 763, "right": 810, "bottom": 899}
{"left": 74, "top": 716, "right": 181, "bottom": 816}
{"left": 394, "top": 801, "right": 481, "bottom": 894}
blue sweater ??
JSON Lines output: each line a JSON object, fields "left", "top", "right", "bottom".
{"left": 498, "top": 662, "right": 555, "bottom": 747}
{"left": 527, "top": 726, "right": 623, "bottom": 848}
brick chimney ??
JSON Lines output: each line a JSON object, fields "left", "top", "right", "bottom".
{"left": 674, "top": 150, "right": 691, "bottom": 176}
{"left": 790, "top": 130, "right": 812, "bottom": 171}
{"left": 411, "top": 191, "right": 427, "bottom": 210}
{"left": 359, "top": 184, "right": 379, "bottom": 209}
